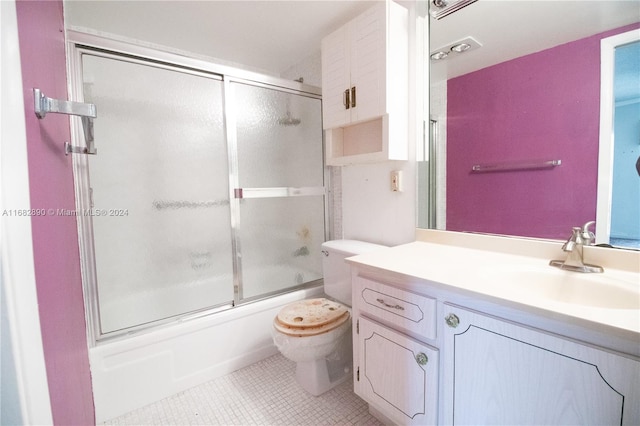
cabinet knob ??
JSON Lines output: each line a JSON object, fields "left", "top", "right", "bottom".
{"left": 415, "top": 352, "right": 428, "bottom": 366}
{"left": 445, "top": 313, "right": 460, "bottom": 328}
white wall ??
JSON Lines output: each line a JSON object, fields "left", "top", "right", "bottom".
{"left": 341, "top": 161, "right": 416, "bottom": 246}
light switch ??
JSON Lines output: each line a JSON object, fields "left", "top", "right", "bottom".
{"left": 391, "top": 170, "right": 402, "bottom": 192}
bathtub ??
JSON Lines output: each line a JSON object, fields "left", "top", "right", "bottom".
{"left": 90, "top": 285, "right": 323, "bottom": 422}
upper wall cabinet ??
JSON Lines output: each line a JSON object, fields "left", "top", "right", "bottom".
{"left": 321, "top": 1, "right": 408, "bottom": 166}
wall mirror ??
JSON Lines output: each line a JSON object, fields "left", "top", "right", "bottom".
{"left": 419, "top": 1, "right": 640, "bottom": 250}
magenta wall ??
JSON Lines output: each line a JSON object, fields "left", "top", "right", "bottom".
{"left": 446, "top": 24, "right": 640, "bottom": 240}
{"left": 15, "top": 1, "right": 95, "bottom": 424}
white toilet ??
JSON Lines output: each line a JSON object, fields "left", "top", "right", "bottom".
{"left": 272, "top": 240, "right": 385, "bottom": 396}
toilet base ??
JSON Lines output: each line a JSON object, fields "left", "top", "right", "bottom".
{"left": 294, "top": 341, "right": 353, "bottom": 396}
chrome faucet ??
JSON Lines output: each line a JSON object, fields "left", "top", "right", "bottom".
{"left": 550, "top": 221, "right": 604, "bottom": 273}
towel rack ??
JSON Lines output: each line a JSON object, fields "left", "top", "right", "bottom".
{"left": 33, "top": 88, "right": 97, "bottom": 155}
{"left": 152, "top": 200, "right": 230, "bottom": 210}
{"left": 471, "top": 159, "right": 561, "bottom": 173}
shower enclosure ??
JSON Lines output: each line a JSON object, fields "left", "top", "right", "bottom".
{"left": 70, "top": 40, "right": 327, "bottom": 341}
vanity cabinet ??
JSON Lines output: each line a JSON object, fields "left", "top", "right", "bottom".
{"left": 442, "top": 304, "right": 640, "bottom": 425}
{"left": 352, "top": 276, "right": 438, "bottom": 425}
{"left": 350, "top": 269, "right": 640, "bottom": 426}
{"left": 321, "top": 0, "right": 408, "bottom": 165}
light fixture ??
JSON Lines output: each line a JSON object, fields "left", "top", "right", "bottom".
{"left": 430, "top": 51, "right": 449, "bottom": 60}
{"left": 430, "top": 36, "right": 482, "bottom": 61}
{"left": 451, "top": 43, "right": 471, "bottom": 53}
{"left": 430, "top": 0, "right": 479, "bottom": 20}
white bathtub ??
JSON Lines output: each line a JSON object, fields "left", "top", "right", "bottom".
{"left": 90, "top": 285, "right": 323, "bottom": 422}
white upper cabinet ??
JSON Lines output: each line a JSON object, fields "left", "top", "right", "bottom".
{"left": 321, "top": 25, "right": 352, "bottom": 129}
{"left": 322, "top": 4, "right": 386, "bottom": 128}
{"left": 321, "top": 1, "right": 408, "bottom": 165}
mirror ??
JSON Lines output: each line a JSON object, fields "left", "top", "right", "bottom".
{"left": 420, "top": 1, "right": 640, "bottom": 249}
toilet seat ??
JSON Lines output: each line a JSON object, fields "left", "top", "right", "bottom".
{"left": 274, "top": 298, "right": 350, "bottom": 337}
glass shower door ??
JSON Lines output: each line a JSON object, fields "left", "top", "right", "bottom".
{"left": 82, "top": 54, "right": 234, "bottom": 335}
{"left": 229, "top": 82, "right": 325, "bottom": 300}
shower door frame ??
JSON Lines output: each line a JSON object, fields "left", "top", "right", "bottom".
{"left": 66, "top": 31, "right": 329, "bottom": 344}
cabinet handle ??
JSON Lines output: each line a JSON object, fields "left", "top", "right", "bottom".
{"left": 376, "top": 298, "right": 405, "bottom": 311}
{"left": 343, "top": 89, "right": 350, "bottom": 110}
{"left": 351, "top": 86, "right": 356, "bottom": 108}
{"left": 445, "top": 313, "right": 460, "bottom": 328}
{"left": 415, "top": 352, "right": 428, "bottom": 366}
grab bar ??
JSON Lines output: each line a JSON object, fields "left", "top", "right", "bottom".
{"left": 33, "top": 88, "right": 98, "bottom": 155}
{"left": 233, "top": 187, "right": 326, "bottom": 199}
{"left": 471, "top": 159, "right": 561, "bottom": 173}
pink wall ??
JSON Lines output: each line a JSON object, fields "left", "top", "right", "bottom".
{"left": 15, "top": 1, "right": 95, "bottom": 424}
{"left": 446, "top": 24, "right": 640, "bottom": 240}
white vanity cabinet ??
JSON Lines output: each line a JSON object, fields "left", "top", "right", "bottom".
{"left": 320, "top": 0, "right": 408, "bottom": 165}
{"left": 442, "top": 304, "right": 640, "bottom": 425}
{"left": 352, "top": 276, "right": 439, "bottom": 425}
{"left": 350, "top": 269, "right": 640, "bottom": 426}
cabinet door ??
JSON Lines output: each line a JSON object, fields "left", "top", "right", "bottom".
{"left": 443, "top": 304, "right": 640, "bottom": 425}
{"left": 349, "top": 2, "right": 386, "bottom": 124}
{"left": 321, "top": 25, "right": 350, "bottom": 129}
{"left": 356, "top": 316, "right": 438, "bottom": 425}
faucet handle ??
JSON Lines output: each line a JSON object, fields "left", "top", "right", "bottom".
{"left": 581, "top": 221, "right": 596, "bottom": 245}
{"left": 562, "top": 227, "right": 582, "bottom": 251}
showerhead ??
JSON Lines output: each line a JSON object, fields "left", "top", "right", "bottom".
{"left": 278, "top": 111, "right": 301, "bottom": 127}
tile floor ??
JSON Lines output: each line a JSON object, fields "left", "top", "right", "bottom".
{"left": 104, "top": 353, "right": 384, "bottom": 425}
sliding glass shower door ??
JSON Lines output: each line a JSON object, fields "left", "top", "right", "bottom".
{"left": 229, "top": 82, "right": 325, "bottom": 299}
{"left": 76, "top": 50, "right": 326, "bottom": 339}
{"left": 82, "top": 54, "right": 234, "bottom": 334}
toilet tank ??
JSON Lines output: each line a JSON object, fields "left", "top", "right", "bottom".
{"left": 321, "top": 240, "right": 386, "bottom": 306}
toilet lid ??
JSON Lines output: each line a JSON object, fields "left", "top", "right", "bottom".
{"left": 274, "top": 298, "right": 350, "bottom": 337}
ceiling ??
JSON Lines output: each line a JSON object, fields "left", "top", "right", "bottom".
{"left": 430, "top": 0, "right": 640, "bottom": 82}
{"left": 64, "top": 0, "right": 377, "bottom": 77}
{"left": 64, "top": 1, "right": 639, "bottom": 93}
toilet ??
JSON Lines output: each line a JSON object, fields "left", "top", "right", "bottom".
{"left": 272, "top": 240, "right": 385, "bottom": 396}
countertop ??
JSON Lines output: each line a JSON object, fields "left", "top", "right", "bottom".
{"left": 346, "top": 231, "right": 640, "bottom": 346}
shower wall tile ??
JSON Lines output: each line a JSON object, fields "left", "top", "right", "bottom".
{"left": 330, "top": 166, "right": 343, "bottom": 239}
{"left": 280, "top": 50, "right": 322, "bottom": 88}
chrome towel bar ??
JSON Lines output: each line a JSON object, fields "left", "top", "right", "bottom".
{"left": 33, "top": 88, "right": 97, "bottom": 155}
{"left": 471, "top": 159, "right": 561, "bottom": 173}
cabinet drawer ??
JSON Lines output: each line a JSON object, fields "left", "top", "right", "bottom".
{"left": 355, "top": 276, "right": 437, "bottom": 341}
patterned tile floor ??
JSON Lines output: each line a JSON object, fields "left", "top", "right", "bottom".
{"left": 104, "top": 354, "right": 384, "bottom": 425}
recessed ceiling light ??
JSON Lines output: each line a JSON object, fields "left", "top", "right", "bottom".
{"left": 451, "top": 43, "right": 471, "bottom": 53}
{"left": 430, "top": 51, "right": 449, "bottom": 60}
{"left": 430, "top": 37, "right": 482, "bottom": 61}
{"left": 430, "top": 0, "right": 479, "bottom": 20}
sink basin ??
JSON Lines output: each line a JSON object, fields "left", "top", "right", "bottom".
{"left": 481, "top": 266, "right": 640, "bottom": 310}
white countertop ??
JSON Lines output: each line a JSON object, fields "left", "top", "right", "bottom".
{"left": 346, "top": 232, "right": 640, "bottom": 343}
